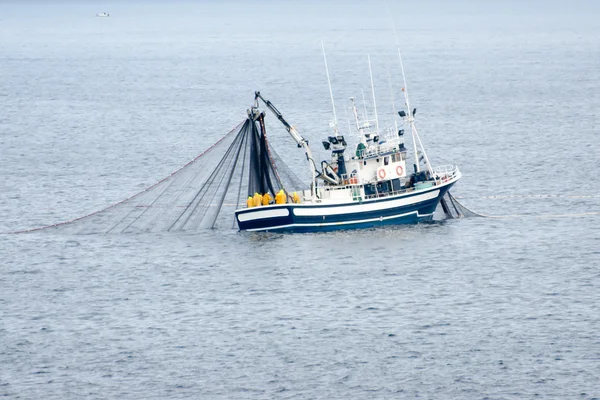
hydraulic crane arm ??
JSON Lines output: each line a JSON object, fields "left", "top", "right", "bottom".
{"left": 254, "top": 91, "right": 318, "bottom": 199}
{"left": 254, "top": 91, "right": 306, "bottom": 147}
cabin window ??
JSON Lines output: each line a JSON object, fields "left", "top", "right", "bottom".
{"left": 384, "top": 156, "right": 389, "bottom": 166}
{"left": 363, "top": 160, "right": 367, "bottom": 166}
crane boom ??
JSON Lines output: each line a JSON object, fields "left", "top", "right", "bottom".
{"left": 254, "top": 91, "right": 306, "bottom": 147}
{"left": 254, "top": 91, "right": 317, "bottom": 199}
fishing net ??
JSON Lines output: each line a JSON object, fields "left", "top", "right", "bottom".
{"left": 439, "top": 191, "right": 484, "bottom": 219}
{"left": 23, "top": 112, "right": 306, "bottom": 234}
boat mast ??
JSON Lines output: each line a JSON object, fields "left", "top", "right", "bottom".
{"left": 350, "top": 97, "right": 361, "bottom": 131}
{"left": 387, "top": 68, "right": 399, "bottom": 134}
{"left": 344, "top": 104, "right": 353, "bottom": 136}
{"left": 412, "top": 124, "right": 434, "bottom": 174}
{"left": 361, "top": 88, "right": 369, "bottom": 129}
{"left": 368, "top": 54, "right": 380, "bottom": 135}
{"left": 397, "top": 48, "right": 422, "bottom": 173}
{"left": 321, "top": 41, "right": 339, "bottom": 134}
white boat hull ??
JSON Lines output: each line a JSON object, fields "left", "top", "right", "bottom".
{"left": 235, "top": 181, "right": 456, "bottom": 232}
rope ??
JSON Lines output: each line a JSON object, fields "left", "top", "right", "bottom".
{"left": 449, "top": 192, "right": 599, "bottom": 220}
{"left": 208, "top": 127, "right": 248, "bottom": 229}
{"left": 454, "top": 194, "right": 600, "bottom": 200}
{"left": 232, "top": 130, "right": 249, "bottom": 229}
{"left": 167, "top": 125, "right": 246, "bottom": 231}
{"left": 478, "top": 211, "right": 600, "bottom": 219}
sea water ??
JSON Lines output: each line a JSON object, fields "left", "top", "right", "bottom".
{"left": 1, "top": 1, "right": 600, "bottom": 398}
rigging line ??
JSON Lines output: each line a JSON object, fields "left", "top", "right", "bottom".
{"left": 176, "top": 131, "right": 245, "bottom": 231}
{"left": 368, "top": 54, "right": 380, "bottom": 135}
{"left": 439, "top": 196, "right": 453, "bottom": 218}
{"left": 454, "top": 194, "right": 600, "bottom": 200}
{"left": 343, "top": 104, "right": 353, "bottom": 137}
{"left": 321, "top": 40, "right": 338, "bottom": 133}
{"left": 10, "top": 120, "right": 245, "bottom": 235}
{"left": 259, "top": 114, "right": 284, "bottom": 190}
{"left": 166, "top": 123, "right": 248, "bottom": 232}
{"left": 479, "top": 211, "right": 600, "bottom": 219}
{"left": 268, "top": 144, "right": 306, "bottom": 189}
{"left": 200, "top": 131, "right": 247, "bottom": 229}
{"left": 387, "top": 68, "right": 399, "bottom": 133}
{"left": 383, "top": 0, "right": 423, "bottom": 173}
{"left": 177, "top": 126, "right": 248, "bottom": 230}
{"left": 257, "top": 121, "right": 277, "bottom": 196}
{"left": 447, "top": 193, "right": 486, "bottom": 218}
{"left": 110, "top": 124, "right": 245, "bottom": 233}
{"left": 247, "top": 119, "right": 260, "bottom": 195}
{"left": 447, "top": 192, "right": 463, "bottom": 217}
{"left": 383, "top": 0, "right": 401, "bottom": 49}
{"left": 411, "top": 125, "right": 434, "bottom": 174}
{"left": 119, "top": 142, "right": 225, "bottom": 232}
{"left": 210, "top": 127, "right": 249, "bottom": 229}
{"left": 232, "top": 131, "right": 249, "bottom": 229}
{"left": 441, "top": 192, "right": 598, "bottom": 220}
{"left": 107, "top": 159, "right": 189, "bottom": 233}
{"left": 184, "top": 121, "right": 254, "bottom": 229}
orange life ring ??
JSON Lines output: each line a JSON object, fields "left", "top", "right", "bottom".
{"left": 396, "top": 165, "right": 404, "bottom": 176}
{"left": 378, "top": 169, "right": 386, "bottom": 180}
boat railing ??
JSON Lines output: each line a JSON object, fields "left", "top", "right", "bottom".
{"left": 355, "top": 137, "right": 404, "bottom": 159}
{"left": 361, "top": 166, "right": 460, "bottom": 201}
{"left": 432, "top": 165, "right": 459, "bottom": 180}
{"left": 363, "top": 185, "right": 415, "bottom": 201}
{"left": 321, "top": 165, "right": 459, "bottom": 201}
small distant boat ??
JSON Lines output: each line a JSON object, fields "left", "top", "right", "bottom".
{"left": 96, "top": 12, "right": 110, "bottom": 17}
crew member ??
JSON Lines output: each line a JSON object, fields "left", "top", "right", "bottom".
{"left": 253, "top": 192, "right": 263, "bottom": 207}
{"left": 292, "top": 192, "right": 301, "bottom": 204}
{"left": 262, "top": 192, "right": 272, "bottom": 206}
{"left": 275, "top": 189, "right": 286, "bottom": 204}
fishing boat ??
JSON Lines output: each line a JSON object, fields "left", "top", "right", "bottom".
{"left": 13, "top": 45, "right": 466, "bottom": 235}
{"left": 234, "top": 53, "right": 461, "bottom": 232}
{"left": 96, "top": 12, "right": 110, "bottom": 17}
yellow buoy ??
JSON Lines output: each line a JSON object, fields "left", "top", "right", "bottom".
{"left": 246, "top": 196, "right": 253, "bottom": 208}
{"left": 293, "top": 192, "right": 301, "bottom": 204}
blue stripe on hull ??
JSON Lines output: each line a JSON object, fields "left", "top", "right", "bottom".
{"left": 236, "top": 183, "right": 453, "bottom": 233}
{"left": 265, "top": 211, "right": 434, "bottom": 233}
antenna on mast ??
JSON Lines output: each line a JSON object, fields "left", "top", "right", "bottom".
{"left": 397, "top": 48, "right": 433, "bottom": 174}
{"left": 360, "top": 88, "right": 369, "bottom": 128}
{"left": 387, "top": 68, "right": 398, "bottom": 134}
{"left": 368, "top": 54, "right": 380, "bottom": 135}
{"left": 321, "top": 41, "right": 338, "bottom": 134}
{"left": 397, "top": 48, "right": 411, "bottom": 117}
{"left": 343, "top": 104, "right": 353, "bottom": 136}
{"left": 398, "top": 48, "right": 420, "bottom": 173}
{"left": 384, "top": 0, "right": 434, "bottom": 174}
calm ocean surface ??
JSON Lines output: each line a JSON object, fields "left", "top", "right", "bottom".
{"left": 1, "top": 1, "right": 600, "bottom": 398}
